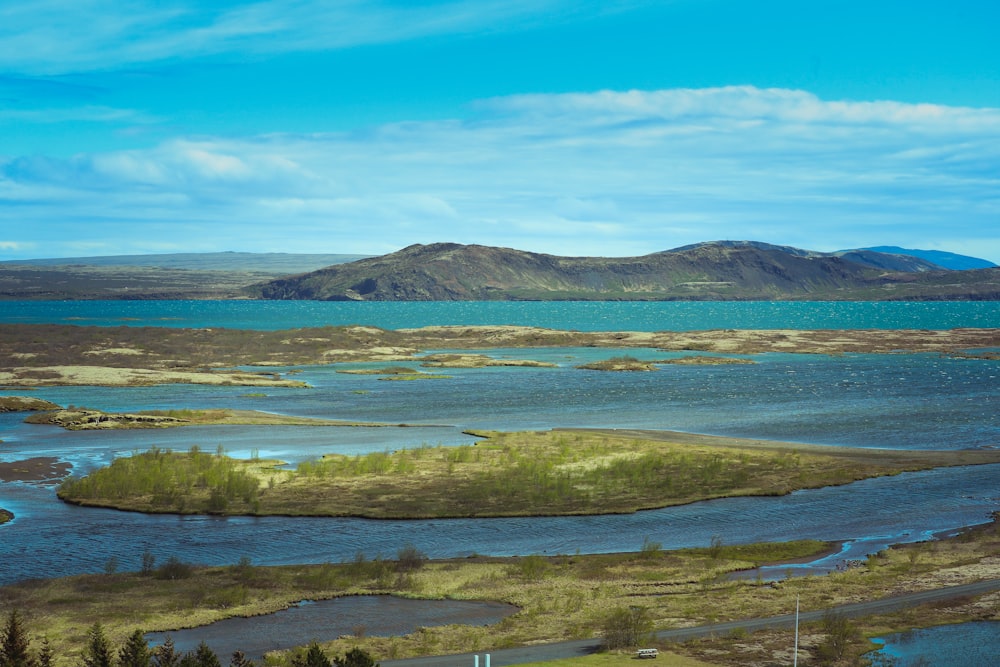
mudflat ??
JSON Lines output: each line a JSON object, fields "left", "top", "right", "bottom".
{"left": 0, "top": 456, "right": 71, "bottom": 483}
{"left": 0, "top": 323, "right": 997, "bottom": 387}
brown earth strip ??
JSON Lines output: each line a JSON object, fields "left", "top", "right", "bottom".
{"left": 0, "top": 457, "right": 72, "bottom": 483}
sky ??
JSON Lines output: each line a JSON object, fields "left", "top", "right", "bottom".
{"left": 1, "top": 0, "right": 999, "bottom": 262}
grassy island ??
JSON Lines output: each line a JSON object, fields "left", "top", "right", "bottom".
{"left": 56, "top": 430, "right": 1000, "bottom": 518}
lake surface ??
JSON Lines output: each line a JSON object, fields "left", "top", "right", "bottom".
{"left": 1, "top": 299, "right": 997, "bottom": 330}
{"left": 868, "top": 621, "right": 1000, "bottom": 666}
{"left": 145, "top": 596, "right": 519, "bottom": 660}
{"left": 1, "top": 301, "right": 998, "bottom": 597}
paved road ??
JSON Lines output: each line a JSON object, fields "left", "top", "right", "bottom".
{"left": 381, "top": 578, "right": 1000, "bottom": 667}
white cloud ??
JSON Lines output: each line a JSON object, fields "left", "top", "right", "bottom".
{"left": 0, "top": 0, "right": 601, "bottom": 75}
{"left": 0, "top": 105, "right": 153, "bottom": 124}
{"left": 2, "top": 86, "right": 998, "bottom": 259}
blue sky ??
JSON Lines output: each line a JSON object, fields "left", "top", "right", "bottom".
{"left": 2, "top": 0, "right": 999, "bottom": 261}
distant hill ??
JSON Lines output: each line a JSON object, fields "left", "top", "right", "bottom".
{"left": 4, "top": 243, "right": 998, "bottom": 301}
{"left": 850, "top": 246, "right": 997, "bottom": 271}
{"left": 0, "top": 252, "right": 368, "bottom": 300}
{"left": 675, "top": 241, "right": 946, "bottom": 272}
{"left": 250, "top": 241, "right": 1000, "bottom": 302}
{"left": 0, "top": 251, "right": 368, "bottom": 274}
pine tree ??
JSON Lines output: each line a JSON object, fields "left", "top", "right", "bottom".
{"left": 153, "top": 637, "right": 179, "bottom": 667}
{"left": 333, "top": 648, "right": 377, "bottom": 667}
{"left": 81, "top": 622, "right": 114, "bottom": 667}
{"left": 36, "top": 638, "right": 52, "bottom": 667}
{"left": 191, "top": 642, "right": 220, "bottom": 667}
{"left": 0, "top": 610, "right": 36, "bottom": 667}
{"left": 292, "top": 644, "right": 330, "bottom": 667}
{"left": 228, "top": 652, "right": 254, "bottom": 667}
{"left": 118, "top": 630, "right": 151, "bottom": 667}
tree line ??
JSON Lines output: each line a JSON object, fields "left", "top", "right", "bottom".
{"left": 0, "top": 611, "right": 377, "bottom": 667}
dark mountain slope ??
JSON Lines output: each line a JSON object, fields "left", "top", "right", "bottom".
{"left": 252, "top": 241, "right": 913, "bottom": 301}
{"left": 673, "top": 240, "right": 945, "bottom": 272}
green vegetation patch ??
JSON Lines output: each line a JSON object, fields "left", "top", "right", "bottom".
{"left": 0, "top": 395, "right": 62, "bottom": 412}
{"left": 58, "top": 446, "right": 267, "bottom": 514}
{"left": 56, "top": 430, "right": 969, "bottom": 519}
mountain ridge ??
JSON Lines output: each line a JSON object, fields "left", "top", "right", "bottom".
{"left": 251, "top": 241, "right": 1000, "bottom": 302}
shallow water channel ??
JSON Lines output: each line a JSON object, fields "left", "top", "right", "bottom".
{"left": 145, "top": 596, "right": 519, "bottom": 660}
{"left": 866, "top": 621, "right": 1000, "bottom": 666}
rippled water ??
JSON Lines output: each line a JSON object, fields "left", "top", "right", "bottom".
{"left": 1, "top": 300, "right": 997, "bottom": 330}
{"left": 868, "top": 621, "right": 1000, "bottom": 666}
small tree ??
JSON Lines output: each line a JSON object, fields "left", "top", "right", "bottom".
{"left": 81, "top": 623, "right": 114, "bottom": 667}
{"left": 36, "top": 638, "right": 52, "bottom": 667}
{"left": 815, "top": 611, "right": 860, "bottom": 663}
{"left": 153, "top": 637, "right": 179, "bottom": 667}
{"left": 640, "top": 536, "right": 662, "bottom": 559}
{"left": 601, "top": 606, "right": 653, "bottom": 651}
{"left": 119, "top": 629, "right": 151, "bottom": 667}
{"left": 333, "top": 648, "right": 377, "bottom": 667}
{"left": 228, "top": 651, "right": 254, "bottom": 667}
{"left": 1, "top": 609, "right": 36, "bottom": 667}
{"left": 291, "top": 643, "right": 330, "bottom": 667}
{"left": 191, "top": 642, "right": 221, "bottom": 667}
{"left": 395, "top": 544, "right": 427, "bottom": 573}
{"left": 141, "top": 550, "right": 157, "bottom": 576}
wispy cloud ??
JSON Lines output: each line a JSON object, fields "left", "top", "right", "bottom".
{"left": 2, "top": 87, "right": 999, "bottom": 258}
{"left": 0, "top": 0, "right": 620, "bottom": 75}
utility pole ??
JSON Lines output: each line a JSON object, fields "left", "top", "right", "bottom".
{"left": 793, "top": 595, "right": 800, "bottom": 667}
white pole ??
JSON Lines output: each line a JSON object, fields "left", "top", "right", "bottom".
{"left": 485, "top": 654, "right": 491, "bottom": 667}
{"left": 793, "top": 595, "right": 799, "bottom": 667}
{"left": 474, "top": 656, "right": 479, "bottom": 667}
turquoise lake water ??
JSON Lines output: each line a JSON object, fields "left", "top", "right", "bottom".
{"left": 1, "top": 299, "right": 997, "bottom": 330}
{"left": 868, "top": 621, "right": 1000, "bottom": 666}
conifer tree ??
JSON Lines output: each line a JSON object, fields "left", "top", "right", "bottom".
{"left": 191, "top": 643, "right": 220, "bottom": 667}
{"left": 228, "top": 652, "right": 254, "bottom": 667}
{"left": 36, "top": 638, "right": 52, "bottom": 667}
{"left": 292, "top": 644, "right": 330, "bottom": 667}
{"left": 0, "top": 610, "right": 36, "bottom": 667}
{"left": 81, "top": 623, "right": 114, "bottom": 667}
{"left": 333, "top": 648, "right": 377, "bottom": 667}
{"left": 153, "top": 637, "right": 179, "bottom": 667}
{"left": 118, "top": 630, "right": 151, "bottom": 667}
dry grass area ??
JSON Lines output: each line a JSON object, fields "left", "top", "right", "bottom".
{"left": 0, "top": 365, "right": 307, "bottom": 387}
{"left": 1, "top": 324, "right": 997, "bottom": 385}
{"left": 1, "top": 519, "right": 997, "bottom": 667}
